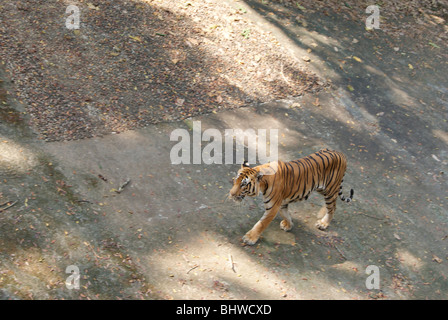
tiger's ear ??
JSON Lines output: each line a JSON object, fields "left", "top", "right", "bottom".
{"left": 256, "top": 172, "right": 263, "bottom": 182}
{"left": 241, "top": 160, "right": 250, "bottom": 168}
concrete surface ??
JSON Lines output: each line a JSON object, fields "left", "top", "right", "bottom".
{"left": 1, "top": 0, "right": 447, "bottom": 300}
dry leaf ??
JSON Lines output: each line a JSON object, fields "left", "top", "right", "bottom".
{"left": 176, "top": 98, "right": 185, "bottom": 107}
{"left": 87, "top": 3, "right": 99, "bottom": 10}
{"left": 129, "top": 35, "right": 143, "bottom": 42}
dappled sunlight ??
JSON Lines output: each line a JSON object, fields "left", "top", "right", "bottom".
{"left": 215, "top": 106, "right": 284, "bottom": 132}
{"left": 325, "top": 88, "right": 380, "bottom": 136}
{"left": 2, "top": 0, "right": 447, "bottom": 300}
{"left": 5, "top": 247, "right": 65, "bottom": 297}
{"left": 137, "top": 228, "right": 364, "bottom": 299}
{"left": 363, "top": 65, "right": 418, "bottom": 111}
{"left": 236, "top": 0, "right": 347, "bottom": 82}
{"left": 329, "top": 260, "right": 366, "bottom": 275}
{"left": 262, "top": 225, "right": 296, "bottom": 246}
{"left": 433, "top": 129, "right": 448, "bottom": 146}
{"left": 0, "top": 225, "right": 92, "bottom": 299}
{"left": 395, "top": 248, "right": 424, "bottom": 272}
{"left": 132, "top": 0, "right": 322, "bottom": 112}
{"left": 363, "top": 64, "right": 415, "bottom": 110}
{"left": 136, "top": 230, "right": 283, "bottom": 299}
{"left": 0, "top": 137, "right": 37, "bottom": 173}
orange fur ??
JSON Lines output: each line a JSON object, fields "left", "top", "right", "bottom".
{"left": 229, "top": 149, "right": 353, "bottom": 245}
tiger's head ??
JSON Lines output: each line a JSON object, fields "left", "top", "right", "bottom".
{"left": 229, "top": 160, "right": 279, "bottom": 202}
{"left": 229, "top": 161, "right": 262, "bottom": 202}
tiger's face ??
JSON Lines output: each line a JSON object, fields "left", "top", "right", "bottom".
{"left": 229, "top": 165, "right": 259, "bottom": 202}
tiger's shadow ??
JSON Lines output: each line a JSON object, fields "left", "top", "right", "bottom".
{"left": 228, "top": 194, "right": 346, "bottom": 261}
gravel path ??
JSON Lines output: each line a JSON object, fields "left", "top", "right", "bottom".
{"left": 0, "top": 0, "right": 323, "bottom": 141}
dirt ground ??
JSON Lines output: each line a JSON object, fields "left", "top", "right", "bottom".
{"left": 1, "top": 0, "right": 447, "bottom": 300}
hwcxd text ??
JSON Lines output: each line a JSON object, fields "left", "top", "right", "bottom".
{"left": 221, "top": 304, "right": 271, "bottom": 315}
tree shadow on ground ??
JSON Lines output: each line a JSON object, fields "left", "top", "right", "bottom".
{"left": 0, "top": 0, "right": 322, "bottom": 141}
{"left": 1, "top": 0, "right": 448, "bottom": 299}
{"left": 233, "top": 0, "right": 448, "bottom": 298}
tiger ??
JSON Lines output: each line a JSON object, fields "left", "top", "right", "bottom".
{"left": 229, "top": 149, "right": 354, "bottom": 245}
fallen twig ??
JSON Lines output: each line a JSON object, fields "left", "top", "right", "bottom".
{"left": 187, "top": 265, "right": 199, "bottom": 274}
{"left": 0, "top": 201, "right": 10, "bottom": 207}
{"left": 357, "top": 212, "right": 383, "bottom": 220}
{"left": 115, "top": 179, "right": 131, "bottom": 194}
{"left": 280, "top": 62, "right": 291, "bottom": 86}
{"left": 334, "top": 245, "right": 347, "bottom": 260}
{"left": 76, "top": 199, "right": 93, "bottom": 204}
{"left": 0, "top": 200, "right": 18, "bottom": 212}
{"left": 229, "top": 254, "right": 236, "bottom": 273}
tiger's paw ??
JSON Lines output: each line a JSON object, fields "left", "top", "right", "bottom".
{"left": 242, "top": 230, "right": 260, "bottom": 245}
{"left": 315, "top": 219, "right": 329, "bottom": 230}
{"left": 280, "top": 220, "right": 293, "bottom": 231}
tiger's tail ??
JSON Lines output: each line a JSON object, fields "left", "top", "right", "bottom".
{"left": 339, "top": 187, "right": 354, "bottom": 203}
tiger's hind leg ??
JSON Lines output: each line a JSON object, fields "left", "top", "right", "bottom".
{"left": 316, "top": 194, "right": 337, "bottom": 230}
{"left": 279, "top": 203, "right": 293, "bottom": 231}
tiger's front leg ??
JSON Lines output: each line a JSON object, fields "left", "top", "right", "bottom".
{"left": 243, "top": 201, "right": 281, "bottom": 245}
